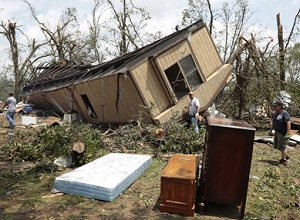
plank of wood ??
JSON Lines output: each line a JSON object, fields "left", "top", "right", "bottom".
{"left": 290, "top": 129, "right": 298, "bottom": 137}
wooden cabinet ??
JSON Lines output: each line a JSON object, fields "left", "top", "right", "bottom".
{"left": 199, "top": 117, "right": 255, "bottom": 219}
{"left": 160, "top": 154, "right": 199, "bottom": 217}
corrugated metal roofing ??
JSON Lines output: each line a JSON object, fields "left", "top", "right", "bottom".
{"left": 22, "top": 20, "right": 206, "bottom": 94}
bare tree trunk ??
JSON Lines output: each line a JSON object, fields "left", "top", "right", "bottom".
{"left": 206, "top": 0, "right": 213, "bottom": 35}
{"left": 5, "top": 21, "right": 20, "bottom": 98}
{"left": 277, "top": 13, "right": 285, "bottom": 90}
{"left": 88, "top": 0, "right": 106, "bottom": 64}
{"left": 284, "top": 8, "right": 300, "bottom": 50}
{"left": 121, "top": 0, "right": 127, "bottom": 54}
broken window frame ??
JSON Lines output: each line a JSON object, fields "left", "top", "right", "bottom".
{"left": 164, "top": 54, "right": 203, "bottom": 101}
{"left": 179, "top": 55, "right": 203, "bottom": 90}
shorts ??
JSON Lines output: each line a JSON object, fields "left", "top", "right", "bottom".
{"left": 274, "top": 131, "right": 286, "bottom": 151}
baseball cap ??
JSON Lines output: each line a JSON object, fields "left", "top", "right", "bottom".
{"left": 272, "top": 100, "right": 283, "bottom": 106}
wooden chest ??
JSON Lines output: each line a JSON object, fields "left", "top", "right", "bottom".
{"left": 199, "top": 117, "right": 255, "bottom": 219}
{"left": 160, "top": 154, "right": 199, "bottom": 217}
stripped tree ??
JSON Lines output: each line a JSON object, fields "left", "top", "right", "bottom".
{"left": 104, "top": 0, "right": 151, "bottom": 56}
{"left": 181, "top": 0, "right": 300, "bottom": 121}
{"left": 86, "top": 0, "right": 108, "bottom": 64}
{"left": 0, "top": 20, "right": 47, "bottom": 100}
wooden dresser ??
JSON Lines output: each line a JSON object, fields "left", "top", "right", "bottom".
{"left": 199, "top": 117, "right": 255, "bottom": 219}
{"left": 160, "top": 154, "right": 199, "bottom": 217}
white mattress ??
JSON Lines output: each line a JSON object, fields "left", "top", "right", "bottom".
{"left": 53, "top": 153, "right": 152, "bottom": 201}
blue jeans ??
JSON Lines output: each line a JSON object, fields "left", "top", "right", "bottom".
{"left": 6, "top": 111, "right": 16, "bottom": 128}
{"left": 190, "top": 117, "right": 199, "bottom": 133}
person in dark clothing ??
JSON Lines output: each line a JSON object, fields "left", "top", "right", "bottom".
{"left": 271, "top": 100, "right": 291, "bottom": 166}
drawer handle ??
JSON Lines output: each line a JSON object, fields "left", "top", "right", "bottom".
{"left": 180, "top": 158, "right": 191, "bottom": 161}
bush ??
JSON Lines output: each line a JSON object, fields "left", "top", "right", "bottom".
{"left": 1, "top": 124, "right": 104, "bottom": 165}
{"left": 0, "top": 118, "right": 205, "bottom": 165}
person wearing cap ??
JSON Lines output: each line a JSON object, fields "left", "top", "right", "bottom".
{"left": 2, "top": 92, "right": 17, "bottom": 129}
{"left": 188, "top": 91, "right": 200, "bottom": 133}
{"left": 271, "top": 100, "right": 291, "bottom": 166}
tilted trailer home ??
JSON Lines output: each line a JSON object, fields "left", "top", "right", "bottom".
{"left": 22, "top": 20, "right": 233, "bottom": 124}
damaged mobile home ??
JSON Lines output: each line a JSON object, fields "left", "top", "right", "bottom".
{"left": 22, "top": 20, "right": 233, "bottom": 124}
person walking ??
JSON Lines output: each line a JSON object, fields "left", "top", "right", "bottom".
{"left": 271, "top": 100, "right": 291, "bottom": 166}
{"left": 188, "top": 91, "right": 200, "bottom": 133}
{"left": 2, "top": 93, "right": 17, "bottom": 129}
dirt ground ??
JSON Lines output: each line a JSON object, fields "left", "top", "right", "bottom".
{"left": 0, "top": 112, "right": 299, "bottom": 220}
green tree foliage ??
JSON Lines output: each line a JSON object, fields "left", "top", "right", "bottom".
{"left": 1, "top": 124, "right": 104, "bottom": 165}
{"left": 286, "top": 43, "right": 300, "bottom": 84}
{"left": 285, "top": 43, "right": 300, "bottom": 116}
{"left": 0, "top": 72, "right": 14, "bottom": 101}
{"left": 182, "top": 0, "right": 209, "bottom": 27}
{"left": 0, "top": 120, "right": 204, "bottom": 165}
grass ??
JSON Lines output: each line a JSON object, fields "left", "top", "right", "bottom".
{"left": 245, "top": 141, "right": 300, "bottom": 219}
{"left": 1, "top": 141, "right": 299, "bottom": 220}
{"left": 0, "top": 116, "right": 299, "bottom": 219}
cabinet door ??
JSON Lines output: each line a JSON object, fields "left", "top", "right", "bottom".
{"left": 161, "top": 178, "right": 195, "bottom": 208}
{"left": 202, "top": 126, "right": 254, "bottom": 205}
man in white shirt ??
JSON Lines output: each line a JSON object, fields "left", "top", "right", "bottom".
{"left": 2, "top": 93, "right": 17, "bottom": 128}
{"left": 188, "top": 91, "right": 200, "bottom": 133}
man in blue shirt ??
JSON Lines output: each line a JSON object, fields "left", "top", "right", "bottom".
{"left": 271, "top": 100, "right": 291, "bottom": 166}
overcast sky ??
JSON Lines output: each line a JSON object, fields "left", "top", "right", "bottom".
{"left": 0, "top": 0, "right": 299, "bottom": 68}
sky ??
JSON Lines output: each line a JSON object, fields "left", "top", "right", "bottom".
{"left": 0, "top": 0, "right": 299, "bottom": 69}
